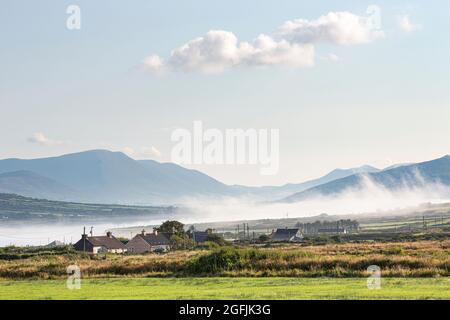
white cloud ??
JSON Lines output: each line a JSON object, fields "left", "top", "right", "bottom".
{"left": 167, "top": 30, "right": 241, "bottom": 74}
{"left": 397, "top": 15, "right": 422, "bottom": 33}
{"left": 143, "top": 54, "right": 165, "bottom": 73}
{"left": 27, "top": 132, "right": 61, "bottom": 146}
{"left": 144, "top": 9, "right": 384, "bottom": 74}
{"left": 278, "top": 11, "right": 384, "bottom": 45}
{"left": 148, "top": 31, "right": 314, "bottom": 74}
{"left": 240, "top": 34, "right": 314, "bottom": 68}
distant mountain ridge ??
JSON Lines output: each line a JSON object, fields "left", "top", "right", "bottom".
{"left": 1, "top": 150, "right": 448, "bottom": 205}
{"left": 279, "top": 155, "right": 450, "bottom": 203}
{"left": 0, "top": 192, "right": 176, "bottom": 222}
{"left": 0, "top": 170, "right": 75, "bottom": 200}
{"left": 231, "top": 165, "right": 379, "bottom": 200}
{"left": 0, "top": 150, "right": 231, "bottom": 204}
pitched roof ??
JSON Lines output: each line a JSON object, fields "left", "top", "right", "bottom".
{"left": 86, "top": 236, "right": 126, "bottom": 249}
{"left": 271, "top": 228, "right": 301, "bottom": 241}
{"left": 141, "top": 233, "right": 170, "bottom": 245}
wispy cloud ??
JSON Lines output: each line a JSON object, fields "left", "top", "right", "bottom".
{"left": 397, "top": 15, "right": 422, "bottom": 33}
{"left": 143, "top": 55, "right": 165, "bottom": 73}
{"left": 27, "top": 132, "right": 62, "bottom": 146}
{"left": 278, "top": 11, "right": 384, "bottom": 45}
{"left": 143, "top": 10, "right": 383, "bottom": 74}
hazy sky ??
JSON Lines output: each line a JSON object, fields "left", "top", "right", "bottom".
{"left": 1, "top": 0, "right": 450, "bottom": 186}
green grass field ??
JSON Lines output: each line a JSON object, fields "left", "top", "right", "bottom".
{"left": 1, "top": 277, "right": 449, "bottom": 300}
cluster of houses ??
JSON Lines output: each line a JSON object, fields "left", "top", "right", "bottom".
{"left": 73, "top": 225, "right": 348, "bottom": 254}
{"left": 73, "top": 229, "right": 171, "bottom": 254}
{"left": 73, "top": 228, "right": 210, "bottom": 254}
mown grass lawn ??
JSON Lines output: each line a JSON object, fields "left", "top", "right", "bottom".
{"left": 1, "top": 277, "right": 449, "bottom": 300}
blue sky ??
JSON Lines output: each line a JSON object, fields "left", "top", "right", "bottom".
{"left": 1, "top": 0, "right": 450, "bottom": 186}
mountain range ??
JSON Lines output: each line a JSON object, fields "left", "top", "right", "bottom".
{"left": 231, "top": 164, "right": 379, "bottom": 200}
{"left": 0, "top": 150, "right": 231, "bottom": 204}
{"left": 280, "top": 155, "right": 450, "bottom": 203}
{"left": 0, "top": 149, "right": 449, "bottom": 205}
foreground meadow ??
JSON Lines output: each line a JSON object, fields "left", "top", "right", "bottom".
{"left": 1, "top": 240, "right": 449, "bottom": 278}
{"left": 1, "top": 240, "right": 449, "bottom": 299}
{"left": 1, "top": 277, "right": 450, "bottom": 300}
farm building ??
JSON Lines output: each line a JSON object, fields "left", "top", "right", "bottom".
{"left": 271, "top": 228, "right": 303, "bottom": 242}
{"left": 126, "top": 229, "right": 170, "bottom": 253}
{"left": 73, "top": 231, "right": 127, "bottom": 254}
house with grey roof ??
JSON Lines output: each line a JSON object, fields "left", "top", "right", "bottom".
{"left": 126, "top": 229, "right": 170, "bottom": 253}
{"left": 271, "top": 228, "right": 303, "bottom": 242}
{"left": 73, "top": 231, "right": 127, "bottom": 254}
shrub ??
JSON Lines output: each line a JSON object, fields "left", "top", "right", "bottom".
{"left": 196, "top": 241, "right": 220, "bottom": 250}
{"left": 188, "top": 247, "right": 246, "bottom": 274}
{"left": 205, "top": 234, "right": 230, "bottom": 246}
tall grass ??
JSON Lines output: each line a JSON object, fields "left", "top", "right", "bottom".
{"left": 0, "top": 241, "right": 448, "bottom": 279}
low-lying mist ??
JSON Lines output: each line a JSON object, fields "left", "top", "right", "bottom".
{"left": 2, "top": 174, "right": 450, "bottom": 247}
{"left": 179, "top": 174, "right": 450, "bottom": 224}
{"left": 0, "top": 217, "right": 168, "bottom": 247}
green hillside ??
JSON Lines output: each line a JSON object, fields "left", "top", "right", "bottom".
{"left": 0, "top": 193, "right": 176, "bottom": 222}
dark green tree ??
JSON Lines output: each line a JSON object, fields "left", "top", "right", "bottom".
{"left": 156, "top": 220, "right": 185, "bottom": 236}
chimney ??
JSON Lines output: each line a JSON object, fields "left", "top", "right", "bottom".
{"left": 141, "top": 229, "right": 146, "bottom": 236}
{"left": 153, "top": 228, "right": 158, "bottom": 236}
{"left": 106, "top": 231, "right": 112, "bottom": 238}
{"left": 82, "top": 227, "right": 87, "bottom": 252}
